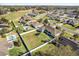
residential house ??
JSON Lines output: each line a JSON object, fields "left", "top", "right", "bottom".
{"left": 30, "top": 20, "right": 45, "bottom": 32}
{"left": 23, "top": 24, "right": 30, "bottom": 30}
{"left": 44, "top": 24, "right": 62, "bottom": 37}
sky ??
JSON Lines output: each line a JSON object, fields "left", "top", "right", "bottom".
{"left": 0, "top": 0, "right": 79, "bottom": 6}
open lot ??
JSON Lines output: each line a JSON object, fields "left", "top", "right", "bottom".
{"left": 22, "top": 31, "right": 51, "bottom": 50}
{"left": 0, "top": 10, "right": 27, "bottom": 21}
{"left": 32, "top": 44, "right": 77, "bottom": 56}
{"left": 9, "top": 30, "right": 51, "bottom": 56}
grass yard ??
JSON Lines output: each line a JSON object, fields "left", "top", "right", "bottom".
{"left": 62, "top": 31, "right": 73, "bottom": 38}
{"left": 75, "top": 23, "right": 79, "bottom": 28}
{"left": 6, "top": 30, "right": 26, "bottom": 56}
{"left": 9, "top": 30, "right": 51, "bottom": 56}
{"left": 32, "top": 44, "right": 77, "bottom": 56}
{"left": 17, "top": 24, "right": 25, "bottom": 33}
{"left": 8, "top": 37, "right": 26, "bottom": 56}
{"left": 9, "top": 43, "right": 26, "bottom": 56}
{"left": 34, "top": 13, "right": 47, "bottom": 20}
{"left": 48, "top": 20, "right": 57, "bottom": 24}
{"left": 22, "top": 31, "right": 51, "bottom": 50}
{"left": 61, "top": 31, "right": 79, "bottom": 41}
{"left": 0, "top": 10, "right": 27, "bottom": 22}
{"left": 63, "top": 24, "right": 76, "bottom": 30}
{"left": 76, "top": 37, "right": 79, "bottom": 41}
{"left": 32, "top": 44, "right": 56, "bottom": 56}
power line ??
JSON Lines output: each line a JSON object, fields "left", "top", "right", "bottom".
{"left": 11, "top": 21, "right": 31, "bottom": 56}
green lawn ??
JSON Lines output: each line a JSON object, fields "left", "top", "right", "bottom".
{"left": 76, "top": 37, "right": 79, "bottom": 41}
{"left": 22, "top": 31, "right": 51, "bottom": 50}
{"left": 9, "top": 44, "right": 26, "bottom": 56}
{"left": 32, "top": 44, "right": 77, "bottom": 56}
{"left": 61, "top": 31, "right": 79, "bottom": 41}
{"left": 0, "top": 10, "right": 27, "bottom": 34}
{"left": 9, "top": 30, "right": 51, "bottom": 56}
{"left": 34, "top": 13, "right": 47, "bottom": 20}
{"left": 17, "top": 24, "right": 25, "bottom": 33}
{"left": 9, "top": 38, "right": 26, "bottom": 56}
{"left": 48, "top": 20, "right": 57, "bottom": 24}
{"left": 32, "top": 44, "right": 56, "bottom": 56}
{"left": 75, "top": 23, "right": 79, "bottom": 28}
{"left": 6, "top": 29, "right": 26, "bottom": 56}
{"left": 7, "top": 30, "right": 26, "bottom": 56}
{"left": 0, "top": 10, "right": 27, "bottom": 22}
{"left": 63, "top": 24, "right": 76, "bottom": 30}
{"left": 62, "top": 31, "right": 73, "bottom": 38}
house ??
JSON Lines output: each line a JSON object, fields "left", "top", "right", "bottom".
{"left": 65, "top": 18, "right": 79, "bottom": 26}
{"left": 59, "top": 37, "right": 79, "bottom": 50}
{"left": 31, "top": 21, "right": 43, "bottom": 28}
{"left": 44, "top": 24, "right": 61, "bottom": 37}
{"left": 30, "top": 20, "right": 45, "bottom": 32}
{"left": 23, "top": 24, "right": 30, "bottom": 30}
{"left": 0, "top": 24, "right": 9, "bottom": 27}
{"left": 66, "top": 19, "right": 74, "bottom": 26}
{"left": 19, "top": 17, "right": 25, "bottom": 24}
{"left": 28, "top": 13, "right": 37, "bottom": 17}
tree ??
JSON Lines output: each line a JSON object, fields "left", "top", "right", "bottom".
{"left": 43, "top": 19, "right": 48, "bottom": 24}
{"left": 0, "top": 28, "right": 7, "bottom": 37}
{"left": 10, "top": 8, "right": 17, "bottom": 12}
{"left": 73, "top": 33, "right": 79, "bottom": 40}
{"left": 0, "top": 17, "right": 9, "bottom": 24}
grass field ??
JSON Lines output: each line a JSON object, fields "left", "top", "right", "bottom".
{"left": 0, "top": 10, "right": 27, "bottom": 22}
{"left": 32, "top": 44, "right": 56, "bottom": 56}
{"left": 22, "top": 31, "right": 51, "bottom": 50}
{"left": 32, "top": 43, "right": 77, "bottom": 56}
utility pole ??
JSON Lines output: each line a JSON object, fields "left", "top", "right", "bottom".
{"left": 11, "top": 21, "right": 31, "bottom": 56}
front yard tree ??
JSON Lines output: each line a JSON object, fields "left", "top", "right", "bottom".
{"left": 0, "top": 17, "right": 9, "bottom": 24}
